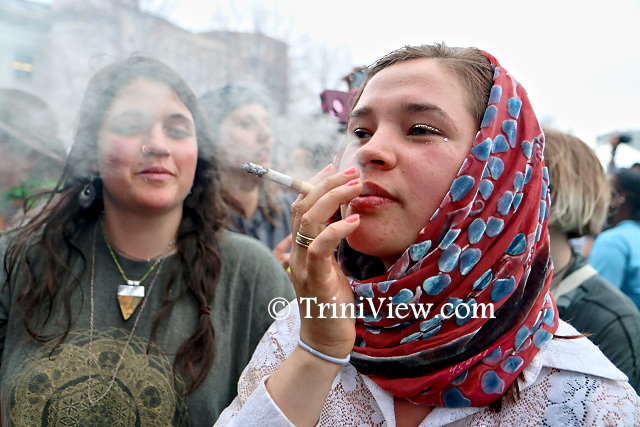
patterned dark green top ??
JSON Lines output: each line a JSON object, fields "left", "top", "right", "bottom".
{"left": 0, "top": 224, "right": 294, "bottom": 426}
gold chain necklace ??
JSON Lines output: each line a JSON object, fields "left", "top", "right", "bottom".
{"left": 101, "top": 219, "right": 175, "bottom": 320}
{"left": 87, "top": 221, "right": 172, "bottom": 406}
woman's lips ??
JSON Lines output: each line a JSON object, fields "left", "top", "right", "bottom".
{"left": 349, "top": 182, "right": 397, "bottom": 211}
{"left": 138, "top": 167, "right": 173, "bottom": 181}
{"left": 349, "top": 195, "right": 395, "bottom": 210}
{"left": 254, "top": 151, "right": 271, "bottom": 164}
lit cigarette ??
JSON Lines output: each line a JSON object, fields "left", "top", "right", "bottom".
{"left": 241, "top": 162, "right": 314, "bottom": 194}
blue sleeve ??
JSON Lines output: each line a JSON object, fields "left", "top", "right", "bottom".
{"left": 589, "top": 233, "right": 628, "bottom": 288}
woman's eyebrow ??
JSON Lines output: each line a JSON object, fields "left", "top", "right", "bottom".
{"left": 403, "top": 102, "right": 458, "bottom": 131}
{"left": 167, "top": 113, "right": 194, "bottom": 123}
{"left": 349, "top": 106, "right": 372, "bottom": 120}
{"left": 402, "top": 102, "right": 449, "bottom": 118}
{"left": 350, "top": 103, "right": 457, "bottom": 130}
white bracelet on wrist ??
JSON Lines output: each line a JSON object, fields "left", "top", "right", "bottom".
{"left": 297, "top": 338, "right": 351, "bottom": 366}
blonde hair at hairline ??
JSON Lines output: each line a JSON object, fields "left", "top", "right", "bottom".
{"left": 543, "top": 127, "right": 610, "bottom": 237}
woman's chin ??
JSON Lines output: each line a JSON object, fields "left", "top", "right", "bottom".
{"left": 130, "top": 195, "right": 187, "bottom": 214}
{"left": 347, "top": 233, "right": 402, "bottom": 265}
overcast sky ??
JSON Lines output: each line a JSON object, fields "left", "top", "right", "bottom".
{"left": 161, "top": 0, "right": 639, "bottom": 152}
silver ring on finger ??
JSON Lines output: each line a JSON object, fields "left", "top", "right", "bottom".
{"left": 295, "top": 232, "right": 315, "bottom": 248}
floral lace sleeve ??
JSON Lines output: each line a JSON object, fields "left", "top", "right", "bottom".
{"left": 215, "top": 303, "right": 640, "bottom": 427}
{"left": 457, "top": 368, "right": 640, "bottom": 426}
{"left": 214, "top": 309, "right": 299, "bottom": 426}
{"left": 214, "top": 305, "right": 386, "bottom": 427}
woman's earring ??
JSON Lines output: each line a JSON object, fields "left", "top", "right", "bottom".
{"left": 78, "top": 178, "right": 97, "bottom": 208}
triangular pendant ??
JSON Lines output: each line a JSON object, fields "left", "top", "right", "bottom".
{"left": 117, "top": 294, "right": 143, "bottom": 320}
{"left": 117, "top": 284, "right": 145, "bottom": 320}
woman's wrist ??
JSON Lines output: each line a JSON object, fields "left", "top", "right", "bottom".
{"left": 297, "top": 338, "right": 351, "bottom": 365}
{"left": 297, "top": 325, "right": 356, "bottom": 363}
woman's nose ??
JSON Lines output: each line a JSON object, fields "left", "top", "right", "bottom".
{"left": 142, "top": 124, "right": 171, "bottom": 156}
{"left": 356, "top": 128, "right": 397, "bottom": 170}
{"left": 257, "top": 123, "right": 273, "bottom": 144}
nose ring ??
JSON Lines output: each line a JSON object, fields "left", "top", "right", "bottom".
{"left": 141, "top": 145, "right": 148, "bottom": 154}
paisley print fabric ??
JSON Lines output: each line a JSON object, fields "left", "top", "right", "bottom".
{"left": 340, "top": 51, "right": 559, "bottom": 407}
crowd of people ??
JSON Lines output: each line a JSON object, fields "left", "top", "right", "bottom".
{"left": 1, "top": 41, "right": 639, "bottom": 426}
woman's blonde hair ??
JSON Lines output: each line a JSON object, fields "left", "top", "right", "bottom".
{"left": 544, "top": 127, "right": 610, "bottom": 237}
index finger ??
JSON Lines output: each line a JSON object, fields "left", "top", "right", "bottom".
{"left": 292, "top": 164, "right": 336, "bottom": 204}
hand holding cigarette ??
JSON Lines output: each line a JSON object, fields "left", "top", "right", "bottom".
{"left": 241, "top": 162, "right": 314, "bottom": 194}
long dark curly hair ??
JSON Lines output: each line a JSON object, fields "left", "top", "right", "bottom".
{"left": 3, "top": 54, "right": 228, "bottom": 395}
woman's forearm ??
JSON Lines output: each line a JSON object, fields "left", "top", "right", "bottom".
{"left": 265, "top": 346, "right": 343, "bottom": 427}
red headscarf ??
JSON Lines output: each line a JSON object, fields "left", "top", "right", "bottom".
{"left": 339, "top": 50, "right": 558, "bottom": 407}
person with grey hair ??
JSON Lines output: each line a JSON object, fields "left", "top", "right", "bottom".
{"left": 544, "top": 127, "right": 640, "bottom": 392}
{"left": 199, "top": 84, "right": 296, "bottom": 270}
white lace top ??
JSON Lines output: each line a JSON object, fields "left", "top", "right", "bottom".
{"left": 216, "top": 302, "right": 640, "bottom": 426}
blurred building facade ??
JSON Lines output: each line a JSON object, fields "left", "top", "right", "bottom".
{"left": 0, "top": 0, "right": 289, "bottom": 146}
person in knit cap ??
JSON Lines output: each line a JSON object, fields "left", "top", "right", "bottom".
{"left": 199, "top": 84, "right": 295, "bottom": 270}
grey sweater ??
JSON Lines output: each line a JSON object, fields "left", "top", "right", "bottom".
{"left": 0, "top": 223, "right": 295, "bottom": 426}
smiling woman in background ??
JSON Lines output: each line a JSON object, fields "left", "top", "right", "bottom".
{"left": 217, "top": 43, "right": 640, "bottom": 426}
{"left": 0, "top": 55, "right": 293, "bottom": 425}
